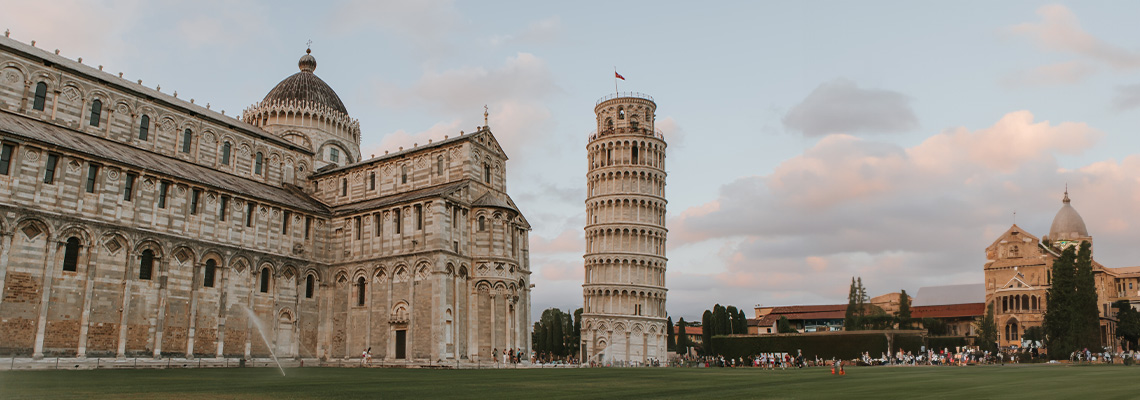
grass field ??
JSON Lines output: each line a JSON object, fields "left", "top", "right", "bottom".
{"left": 0, "top": 364, "right": 1136, "bottom": 399}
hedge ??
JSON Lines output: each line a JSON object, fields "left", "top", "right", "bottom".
{"left": 710, "top": 330, "right": 927, "bottom": 360}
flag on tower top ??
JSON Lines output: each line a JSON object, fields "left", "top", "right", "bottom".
{"left": 615, "top": 71, "right": 625, "bottom": 80}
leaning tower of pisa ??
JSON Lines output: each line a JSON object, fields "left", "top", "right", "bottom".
{"left": 581, "top": 93, "right": 668, "bottom": 365}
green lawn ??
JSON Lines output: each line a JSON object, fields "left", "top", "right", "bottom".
{"left": 0, "top": 364, "right": 1136, "bottom": 399}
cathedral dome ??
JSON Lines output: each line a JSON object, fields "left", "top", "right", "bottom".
{"left": 1049, "top": 190, "right": 1089, "bottom": 241}
{"left": 262, "top": 49, "right": 348, "bottom": 115}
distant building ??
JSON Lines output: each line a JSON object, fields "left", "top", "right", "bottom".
{"left": 984, "top": 191, "right": 1140, "bottom": 350}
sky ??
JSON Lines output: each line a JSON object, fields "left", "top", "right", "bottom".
{"left": 8, "top": 1, "right": 1140, "bottom": 323}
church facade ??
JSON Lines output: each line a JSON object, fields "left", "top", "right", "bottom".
{"left": 984, "top": 191, "right": 1140, "bottom": 350}
{"left": 0, "top": 35, "right": 531, "bottom": 362}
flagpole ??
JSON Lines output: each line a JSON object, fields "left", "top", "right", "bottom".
{"left": 614, "top": 66, "right": 618, "bottom": 96}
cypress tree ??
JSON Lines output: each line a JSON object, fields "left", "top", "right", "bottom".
{"left": 676, "top": 318, "right": 689, "bottom": 355}
{"left": 666, "top": 316, "right": 675, "bottom": 351}
{"left": 845, "top": 278, "right": 859, "bottom": 331}
{"left": 573, "top": 308, "right": 583, "bottom": 358}
{"left": 737, "top": 309, "right": 749, "bottom": 334}
{"left": 1045, "top": 245, "right": 1077, "bottom": 358}
{"left": 702, "top": 310, "right": 714, "bottom": 355}
{"left": 1072, "top": 241, "right": 1100, "bottom": 351}
{"left": 897, "top": 290, "right": 912, "bottom": 329}
{"left": 552, "top": 311, "right": 564, "bottom": 357}
{"left": 715, "top": 305, "right": 730, "bottom": 337}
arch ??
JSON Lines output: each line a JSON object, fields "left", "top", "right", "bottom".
{"left": 259, "top": 267, "right": 272, "bottom": 293}
{"left": 89, "top": 98, "right": 103, "bottom": 127}
{"left": 356, "top": 276, "right": 367, "bottom": 306}
{"left": 202, "top": 258, "right": 219, "bottom": 288}
{"left": 304, "top": 273, "right": 316, "bottom": 298}
{"left": 1005, "top": 318, "right": 1020, "bottom": 341}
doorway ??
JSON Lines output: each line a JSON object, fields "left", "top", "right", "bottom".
{"left": 395, "top": 330, "right": 407, "bottom": 359}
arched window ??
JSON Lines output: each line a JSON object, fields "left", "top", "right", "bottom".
{"left": 632, "top": 146, "right": 639, "bottom": 164}
{"left": 203, "top": 259, "right": 216, "bottom": 288}
{"left": 89, "top": 99, "right": 102, "bottom": 127}
{"left": 483, "top": 163, "right": 491, "bottom": 184}
{"left": 139, "top": 249, "right": 154, "bottom": 280}
{"left": 357, "top": 277, "right": 366, "bottom": 306}
{"left": 138, "top": 115, "right": 150, "bottom": 140}
{"left": 369, "top": 172, "right": 375, "bottom": 190}
{"left": 605, "top": 118, "right": 613, "bottom": 130}
{"left": 221, "top": 142, "right": 231, "bottom": 165}
{"left": 437, "top": 156, "right": 444, "bottom": 176}
{"left": 254, "top": 152, "right": 264, "bottom": 175}
{"left": 341, "top": 178, "right": 347, "bottom": 196}
{"left": 618, "top": 108, "right": 625, "bottom": 120}
{"left": 181, "top": 129, "right": 192, "bottom": 153}
{"left": 32, "top": 82, "right": 48, "bottom": 111}
{"left": 260, "top": 268, "right": 270, "bottom": 293}
{"left": 62, "top": 237, "right": 81, "bottom": 272}
{"left": 401, "top": 165, "right": 408, "bottom": 184}
{"left": 305, "top": 275, "right": 315, "bottom": 298}
{"left": 478, "top": 216, "right": 485, "bottom": 232}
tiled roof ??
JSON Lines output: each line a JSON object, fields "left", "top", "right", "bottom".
{"left": 473, "top": 191, "right": 519, "bottom": 213}
{"left": 331, "top": 181, "right": 467, "bottom": 215}
{"left": 769, "top": 304, "right": 848, "bottom": 314}
{"left": 0, "top": 110, "right": 327, "bottom": 213}
{"left": 0, "top": 36, "right": 312, "bottom": 155}
{"left": 911, "top": 303, "right": 985, "bottom": 319}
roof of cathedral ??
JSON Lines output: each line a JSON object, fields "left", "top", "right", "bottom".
{"left": 472, "top": 191, "right": 519, "bottom": 213}
{"left": 0, "top": 36, "right": 313, "bottom": 155}
{"left": 331, "top": 181, "right": 468, "bottom": 215}
{"left": 911, "top": 284, "right": 985, "bottom": 307}
{"left": 262, "top": 49, "right": 349, "bottom": 115}
{"left": 0, "top": 110, "right": 327, "bottom": 213}
{"left": 1048, "top": 190, "right": 1089, "bottom": 241}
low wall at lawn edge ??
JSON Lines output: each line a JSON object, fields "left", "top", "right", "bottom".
{"left": 710, "top": 330, "right": 933, "bottom": 360}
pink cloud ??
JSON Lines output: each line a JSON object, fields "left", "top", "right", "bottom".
{"left": 531, "top": 228, "right": 583, "bottom": 254}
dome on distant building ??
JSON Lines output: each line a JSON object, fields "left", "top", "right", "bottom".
{"left": 261, "top": 49, "right": 348, "bottom": 115}
{"left": 1049, "top": 190, "right": 1089, "bottom": 241}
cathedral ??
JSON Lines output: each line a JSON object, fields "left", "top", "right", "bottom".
{"left": 0, "top": 35, "right": 532, "bottom": 362}
{"left": 984, "top": 190, "right": 1140, "bottom": 351}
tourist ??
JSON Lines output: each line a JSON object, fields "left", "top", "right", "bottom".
{"left": 361, "top": 348, "right": 369, "bottom": 366}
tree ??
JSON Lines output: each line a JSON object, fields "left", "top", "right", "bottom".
{"left": 736, "top": 309, "right": 749, "bottom": 334}
{"left": 701, "top": 310, "right": 714, "bottom": 355}
{"left": 1072, "top": 241, "right": 1100, "bottom": 351}
{"left": 572, "top": 308, "right": 583, "bottom": 358}
{"left": 1044, "top": 245, "right": 1077, "bottom": 359}
{"left": 845, "top": 278, "right": 858, "bottom": 331}
{"left": 676, "top": 318, "right": 690, "bottom": 355}
{"left": 974, "top": 301, "right": 998, "bottom": 352}
{"left": 777, "top": 316, "right": 796, "bottom": 333}
{"left": 666, "top": 316, "right": 675, "bottom": 351}
{"left": 922, "top": 317, "right": 949, "bottom": 336}
{"left": 1114, "top": 300, "right": 1140, "bottom": 351}
{"left": 897, "top": 290, "right": 912, "bottom": 329}
{"left": 552, "top": 312, "right": 564, "bottom": 356}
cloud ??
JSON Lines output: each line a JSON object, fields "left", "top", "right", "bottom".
{"left": 328, "top": 0, "right": 462, "bottom": 56}
{"left": 531, "top": 228, "right": 584, "bottom": 254}
{"left": 782, "top": 79, "right": 919, "bottom": 137}
{"left": 1112, "top": 84, "right": 1140, "bottom": 112}
{"left": 488, "top": 17, "right": 562, "bottom": 47}
{"left": 2, "top": 0, "right": 142, "bottom": 66}
{"left": 661, "top": 111, "right": 1123, "bottom": 317}
{"left": 1003, "top": 61, "right": 1097, "bottom": 87}
{"left": 174, "top": 1, "right": 273, "bottom": 50}
{"left": 1011, "top": 5, "right": 1140, "bottom": 71}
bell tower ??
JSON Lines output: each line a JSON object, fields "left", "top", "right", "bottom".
{"left": 581, "top": 93, "right": 668, "bottom": 365}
